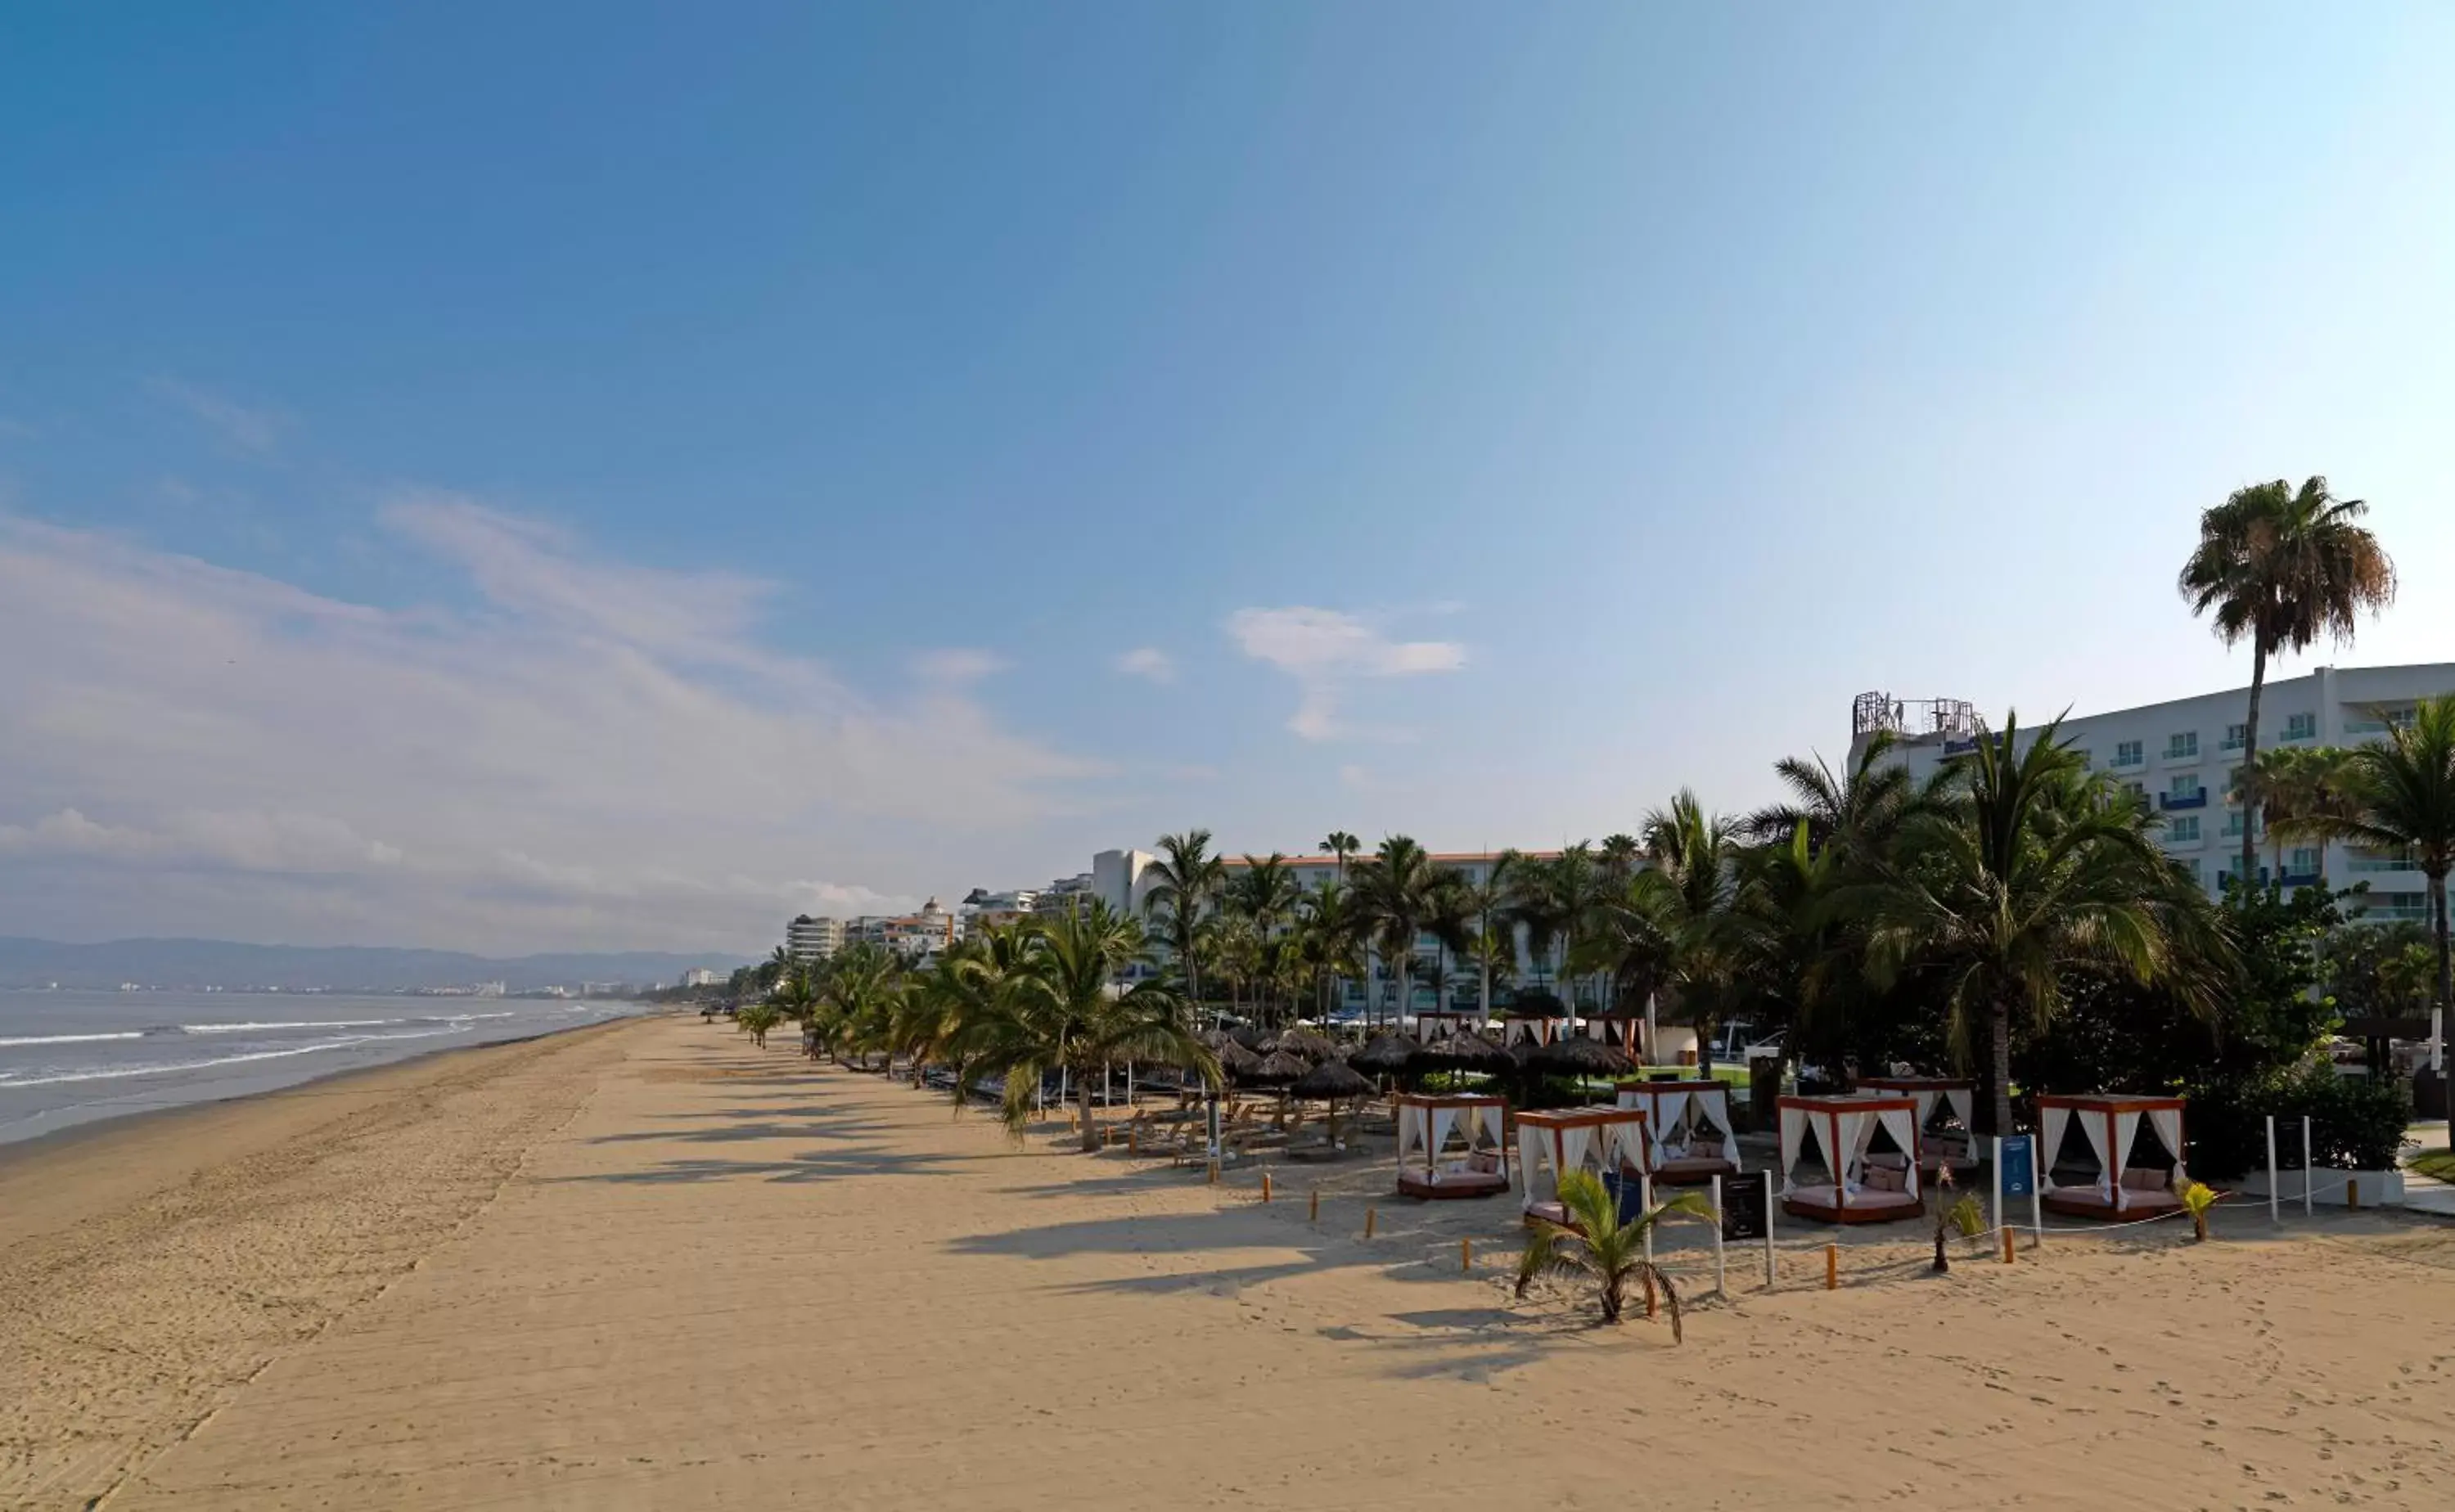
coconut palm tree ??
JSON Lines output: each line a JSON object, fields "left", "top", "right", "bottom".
{"left": 1457, "top": 849, "right": 1521, "bottom": 1021}
{"left": 1639, "top": 793, "right": 1743, "bottom": 1070}
{"left": 2179, "top": 475, "right": 2396, "bottom": 887}
{"left": 948, "top": 900, "right": 1220, "bottom": 1150}
{"left": 1319, "top": 830, "right": 1360, "bottom": 879}
{"left": 1294, "top": 878, "right": 1366, "bottom": 1021}
{"left": 1738, "top": 731, "right": 1920, "bottom": 855}
{"left": 1850, "top": 712, "right": 2223, "bottom": 1135}
{"left": 1143, "top": 830, "right": 1226, "bottom": 1019}
{"left": 1226, "top": 853, "right": 1301, "bottom": 1021}
{"left": 2305, "top": 697, "right": 2455, "bottom": 1060}
{"left": 1353, "top": 835, "right": 1439, "bottom": 1027}
{"left": 1514, "top": 1169, "right": 1714, "bottom": 1334}
{"left": 818, "top": 943, "right": 902, "bottom": 1068}
{"left": 735, "top": 1000, "right": 782, "bottom": 1048}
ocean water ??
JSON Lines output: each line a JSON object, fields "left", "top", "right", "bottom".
{"left": 0, "top": 990, "right": 645, "bottom": 1145}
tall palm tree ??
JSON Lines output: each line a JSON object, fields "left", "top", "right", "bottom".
{"left": 1227, "top": 853, "right": 1300, "bottom": 1018}
{"left": 948, "top": 901, "right": 1219, "bottom": 1150}
{"left": 1851, "top": 713, "right": 2223, "bottom": 1135}
{"left": 1457, "top": 849, "right": 1521, "bottom": 1020}
{"left": 818, "top": 943, "right": 902, "bottom": 1068}
{"left": 1294, "top": 878, "right": 1366, "bottom": 1021}
{"left": 1635, "top": 794, "right": 1742, "bottom": 1069}
{"left": 1352, "top": 835, "right": 1439, "bottom": 1027}
{"left": 1421, "top": 868, "right": 1475, "bottom": 1015}
{"left": 1143, "top": 830, "right": 1226, "bottom": 1019}
{"left": 1319, "top": 830, "right": 1360, "bottom": 879}
{"left": 1738, "top": 731, "right": 1919, "bottom": 854}
{"left": 2179, "top": 475, "right": 2396, "bottom": 887}
{"left": 2307, "top": 697, "right": 2455, "bottom": 1067}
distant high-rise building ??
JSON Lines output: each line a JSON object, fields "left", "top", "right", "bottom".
{"left": 786, "top": 914, "right": 845, "bottom": 963}
{"left": 682, "top": 966, "right": 722, "bottom": 988}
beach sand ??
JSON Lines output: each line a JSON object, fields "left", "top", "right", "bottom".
{"left": 6, "top": 1016, "right": 2453, "bottom": 1509}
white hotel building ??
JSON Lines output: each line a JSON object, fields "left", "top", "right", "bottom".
{"left": 1847, "top": 662, "right": 2455, "bottom": 921}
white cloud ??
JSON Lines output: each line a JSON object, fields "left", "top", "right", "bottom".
{"left": 150, "top": 376, "right": 291, "bottom": 456}
{"left": 1226, "top": 606, "right": 1465, "bottom": 741}
{"left": 1115, "top": 646, "right": 1175, "bottom": 684}
{"left": 912, "top": 647, "right": 1006, "bottom": 684}
{"left": 0, "top": 507, "right": 1099, "bottom": 952}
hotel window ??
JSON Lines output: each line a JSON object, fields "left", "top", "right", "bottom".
{"left": 2282, "top": 713, "right": 2317, "bottom": 742}
{"left": 2221, "top": 722, "right": 2248, "bottom": 751}
{"left": 2167, "top": 775, "right": 2202, "bottom": 804}
{"left": 2114, "top": 740, "right": 2143, "bottom": 767}
{"left": 2222, "top": 810, "right": 2248, "bottom": 838}
{"left": 2169, "top": 816, "right": 2200, "bottom": 843}
{"left": 2290, "top": 847, "right": 2321, "bottom": 875}
{"left": 2165, "top": 731, "right": 2198, "bottom": 760}
{"left": 2122, "top": 779, "right": 2147, "bottom": 806}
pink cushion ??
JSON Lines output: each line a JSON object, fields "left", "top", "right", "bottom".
{"left": 1863, "top": 1165, "right": 1907, "bottom": 1193}
{"left": 2123, "top": 1167, "right": 2169, "bottom": 1192}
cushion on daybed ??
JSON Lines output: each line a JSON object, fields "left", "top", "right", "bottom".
{"left": 2123, "top": 1167, "right": 2170, "bottom": 1192}
{"left": 1863, "top": 1164, "right": 1907, "bottom": 1193}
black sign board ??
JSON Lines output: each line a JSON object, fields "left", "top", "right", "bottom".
{"left": 1720, "top": 1169, "right": 1770, "bottom": 1242}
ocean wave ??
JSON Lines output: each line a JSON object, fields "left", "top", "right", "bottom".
{"left": 0, "top": 1026, "right": 469, "bottom": 1088}
{"left": 0, "top": 1030, "right": 148, "bottom": 1049}
{"left": 177, "top": 1019, "right": 408, "bottom": 1034}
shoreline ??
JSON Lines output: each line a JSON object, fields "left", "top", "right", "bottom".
{"left": 0, "top": 1012, "right": 654, "bottom": 1249}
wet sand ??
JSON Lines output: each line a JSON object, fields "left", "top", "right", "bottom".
{"left": 6, "top": 1015, "right": 2453, "bottom": 1509}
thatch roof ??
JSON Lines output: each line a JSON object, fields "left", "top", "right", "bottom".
{"left": 1347, "top": 1032, "right": 1417, "bottom": 1075}
{"left": 1214, "top": 1039, "right": 1264, "bottom": 1077}
{"left": 1288, "top": 1059, "right": 1374, "bottom": 1100}
{"left": 1524, "top": 1035, "right": 1638, "bottom": 1077}
{"left": 1414, "top": 1030, "right": 1516, "bottom": 1072}
{"left": 1242, "top": 1049, "right": 1310, "bottom": 1085}
{"left": 1270, "top": 1027, "right": 1339, "bottom": 1060}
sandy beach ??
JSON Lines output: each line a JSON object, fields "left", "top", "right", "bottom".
{"left": 7, "top": 1015, "right": 2454, "bottom": 1510}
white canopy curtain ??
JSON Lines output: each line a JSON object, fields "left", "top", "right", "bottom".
{"left": 1944, "top": 1087, "right": 1975, "bottom": 1136}
{"left": 2038, "top": 1101, "right": 2072, "bottom": 1195}
{"left": 2110, "top": 1109, "right": 2143, "bottom": 1209}
{"left": 1430, "top": 1106, "right": 1461, "bottom": 1169}
{"left": 1399, "top": 1106, "right": 1429, "bottom": 1164}
{"left": 1777, "top": 1102, "right": 1818, "bottom": 1196}
{"left": 1515, "top": 1123, "right": 1546, "bottom": 1203}
{"left": 1602, "top": 1115, "right": 1650, "bottom": 1178}
{"left": 2147, "top": 1105, "right": 2186, "bottom": 1183}
{"left": 1689, "top": 1086, "right": 1734, "bottom": 1159}
{"left": 1875, "top": 1105, "right": 1921, "bottom": 1200}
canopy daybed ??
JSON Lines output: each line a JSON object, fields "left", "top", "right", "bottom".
{"left": 2035, "top": 1093, "right": 2188, "bottom": 1218}
{"left": 1412, "top": 1009, "right": 1480, "bottom": 1043}
{"left": 1614, "top": 1078, "right": 1741, "bottom": 1184}
{"left": 1515, "top": 1106, "right": 1651, "bottom": 1228}
{"left": 1861, "top": 1075, "right": 1980, "bottom": 1174}
{"left": 1394, "top": 1092, "right": 1511, "bottom": 1200}
{"left": 1575, "top": 1009, "right": 1646, "bottom": 1058}
{"left": 1498, "top": 1003, "right": 1564, "bottom": 1049}
{"left": 1777, "top": 1093, "right": 1924, "bottom": 1223}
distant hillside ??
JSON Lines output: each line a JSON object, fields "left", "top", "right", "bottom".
{"left": 0, "top": 938, "right": 753, "bottom": 992}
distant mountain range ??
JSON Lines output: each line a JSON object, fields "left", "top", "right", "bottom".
{"left": 0, "top": 937, "right": 753, "bottom": 992}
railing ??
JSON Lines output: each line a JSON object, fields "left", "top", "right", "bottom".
{"left": 2157, "top": 791, "right": 2208, "bottom": 811}
{"left": 2279, "top": 869, "right": 2322, "bottom": 889}
{"left": 2164, "top": 745, "right": 2198, "bottom": 762}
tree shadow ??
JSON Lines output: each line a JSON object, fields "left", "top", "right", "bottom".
{"left": 549, "top": 1143, "right": 983, "bottom": 1184}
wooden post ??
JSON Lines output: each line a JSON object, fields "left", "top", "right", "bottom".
{"left": 1261, "top": 1171, "right": 1273, "bottom": 1204}
{"left": 1128, "top": 1124, "right": 1138, "bottom": 1156}
{"left": 1206, "top": 1159, "right": 1218, "bottom": 1186}
{"left": 2348, "top": 1178, "right": 2361, "bottom": 1211}
{"left": 1364, "top": 1206, "right": 1377, "bottom": 1239}
{"left": 2265, "top": 1115, "right": 2280, "bottom": 1226}
{"left": 1461, "top": 1236, "right": 1472, "bottom": 1272}
{"left": 2002, "top": 1226, "right": 2015, "bottom": 1265}
{"left": 1309, "top": 1188, "right": 1320, "bottom": 1222}
{"left": 1825, "top": 1242, "right": 1837, "bottom": 1291}
{"left": 1709, "top": 1173, "right": 1728, "bottom": 1298}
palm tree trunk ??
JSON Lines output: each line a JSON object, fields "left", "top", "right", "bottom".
{"left": 1079, "top": 1078, "right": 1099, "bottom": 1154}
{"left": 2433, "top": 869, "right": 2452, "bottom": 1074}
{"left": 1989, "top": 997, "right": 2016, "bottom": 1137}
{"left": 2241, "top": 639, "right": 2267, "bottom": 889}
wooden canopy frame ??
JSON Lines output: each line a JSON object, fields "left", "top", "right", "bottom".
{"left": 2034, "top": 1092, "right": 2188, "bottom": 1217}
{"left": 1861, "top": 1075, "right": 1980, "bottom": 1172}
{"left": 1777, "top": 1093, "right": 1924, "bottom": 1224}
{"left": 1392, "top": 1092, "right": 1511, "bottom": 1200}
{"left": 1612, "top": 1078, "right": 1741, "bottom": 1184}
{"left": 1514, "top": 1106, "right": 1651, "bottom": 1225}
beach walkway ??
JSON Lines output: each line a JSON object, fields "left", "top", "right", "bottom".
{"left": 9, "top": 1016, "right": 2455, "bottom": 1509}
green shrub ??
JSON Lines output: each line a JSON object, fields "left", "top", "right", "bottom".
{"left": 2187, "top": 1063, "right": 2410, "bottom": 1179}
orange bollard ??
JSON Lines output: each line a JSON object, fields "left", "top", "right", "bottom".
{"left": 1461, "top": 1236, "right": 1473, "bottom": 1271}
{"left": 1365, "top": 1206, "right": 1377, "bottom": 1239}
{"left": 1128, "top": 1126, "right": 1138, "bottom": 1155}
{"left": 1261, "top": 1172, "right": 1273, "bottom": 1204}
{"left": 1825, "top": 1243, "right": 1838, "bottom": 1291}
{"left": 2002, "top": 1228, "right": 2016, "bottom": 1265}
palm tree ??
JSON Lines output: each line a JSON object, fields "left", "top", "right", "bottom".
{"left": 2308, "top": 697, "right": 2455, "bottom": 1064}
{"left": 948, "top": 901, "right": 1220, "bottom": 1150}
{"left": 1514, "top": 1169, "right": 1714, "bottom": 1334}
{"left": 759, "top": 945, "right": 792, "bottom": 991}
{"left": 1639, "top": 793, "right": 1742, "bottom": 1070}
{"left": 1738, "top": 731, "right": 1919, "bottom": 854}
{"left": 735, "top": 1000, "right": 782, "bottom": 1048}
{"left": 1226, "top": 853, "right": 1300, "bottom": 1020}
{"left": 1143, "top": 830, "right": 1226, "bottom": 1019}
{"left": 2256, "top": 745, "right": 2364, "bottom": 884}
{"left": 818, "top": 943, "right": 902, "bottom": 1068}
{"left": 1352, "top": 836, "right": 1439, "bottom": 1027}
{"left": 1422, "top": 869, "right": 1475, "bottom": 1015}
{"left": 1851, "top": 712, "right": 2224, "bottom": 1135}
{"left": 1294, "top": 879, "right": 1366, "bottom": 1021}
{"left": 1319, "top": 830, "right": 1360, "bottom": 879}
{"left": 1457, "top": 849, "right": 1521, "bottom": 1021}
{"left": 2179, "top": 475, "right": 2396, "bottom": 887}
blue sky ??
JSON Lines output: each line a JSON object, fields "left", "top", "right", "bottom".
{"left": 4, "top": 5, "right": 2453, "bottom": 953}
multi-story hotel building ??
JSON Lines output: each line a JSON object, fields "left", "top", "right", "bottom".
{"left": 1848, "top": 662, "right": 2455, "bottom": 920}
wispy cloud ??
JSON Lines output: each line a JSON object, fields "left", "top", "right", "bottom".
{"left": 149, "top": 376, "right": 291, "bottom": 456}
{"left": 1114, "top": 646, "right": 1175, "bottom": 684}
{"left": 0, "top": 506, "right": 1101, "bottom": 952}
{"left": 1227, "top": 606, "right": 1465, "bottom": 741}
{"left": 912, "top": 647, "right": 1007, "bottom": 684}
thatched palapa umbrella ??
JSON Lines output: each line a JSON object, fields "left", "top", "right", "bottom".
{"left": 1348, "top": 1031, "right": 1417, "bottom": 1078}
{"left": 1246, "top": 1049, "right": 1310, "bottom": 1086}
{"left": 1270, "top": 1027, "right": 1339, "bottom": 1061}
{"left": 1214, "top": 1039, "right": 1264, "bottom": 1081}
{"left": 1288, "top": 1057, "right": 1375, "bottom": 1145}
{"left": 1524, "top": 1034, "right": 1638, "bottom": 1079}
{"left": 1413, "top": 1030, "right": 1516, "bottom": 1077}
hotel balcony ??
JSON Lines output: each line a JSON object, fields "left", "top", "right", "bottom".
{"left": 2157, "top": 791, "right": 2208, "bottom": 811}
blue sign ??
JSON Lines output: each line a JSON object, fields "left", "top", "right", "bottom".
{"left": 1999, "top": 1135, "right": 2035, "bottom": 1198}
